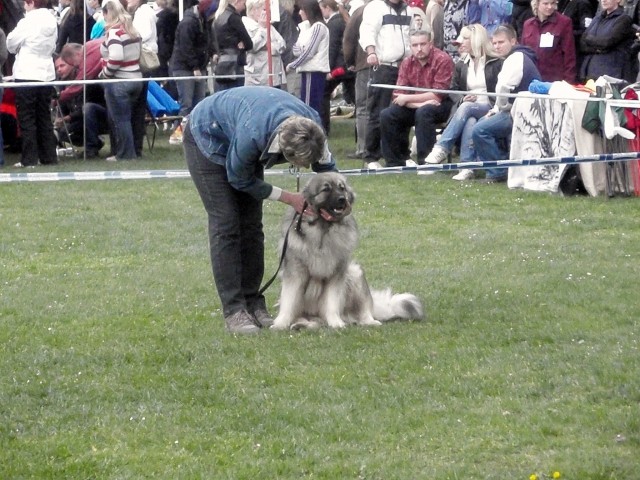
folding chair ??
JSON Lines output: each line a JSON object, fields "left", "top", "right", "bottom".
{"left": 146, "top": 80, "right": 182, "bottom": 151}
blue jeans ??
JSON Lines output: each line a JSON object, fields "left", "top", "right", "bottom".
{"left": 83, "top": 102, "right": 109, "bottom": 155}
{"left": 104, "top": 81, "right": 142, "bottom": 160}
{"left": 472, "top": 110, "right": 511, "bottom": 179}
{"left": 437, "top": 101, "right": 491, "bottom": 163}
{"left": 183, "top": 121, "right": 267, "bottom": 318}
{"left": 173, "top": 69, "right": 207, "bottom": 118}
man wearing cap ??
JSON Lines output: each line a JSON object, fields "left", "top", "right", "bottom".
{"left": 377, "top": 28, "right": 454, "bottom": 167}
{"left": 184, "top": 86, "right": 337, "bottom": 334}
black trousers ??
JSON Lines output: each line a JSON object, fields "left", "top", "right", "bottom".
{"left": 363, "top": 65, "right": 399, "bottom": 161}
{"left": 183, "top": 122, "right": 268, "bottom": 318}
{"left": 15, "top": 82, "right": 57, "bottom": 166}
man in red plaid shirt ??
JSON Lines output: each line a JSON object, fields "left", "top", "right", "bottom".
{"left": 378, "top": 28, "right": 454, "bottom": 168}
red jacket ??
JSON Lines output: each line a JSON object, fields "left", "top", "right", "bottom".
{"left": 522, "top": 11, "right": 576, "bottom": 83}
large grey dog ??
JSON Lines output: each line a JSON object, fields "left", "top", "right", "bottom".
{"left": 271, "top": 172, "right": 424, "bottom": 330}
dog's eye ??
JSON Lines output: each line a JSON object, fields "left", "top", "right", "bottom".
{"left": 321, "top": 183, "right": 332, "bottom": 192}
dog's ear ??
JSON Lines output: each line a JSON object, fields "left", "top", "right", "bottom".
{"left": 302, "top": 177, "right": 316, "bottom": 202}
{"left": 341, "top": 176, "right": 356, "bottom": 205}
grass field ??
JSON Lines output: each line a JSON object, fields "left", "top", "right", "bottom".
{"left": 1, "top": 120, "right": 639, "bottom": 479}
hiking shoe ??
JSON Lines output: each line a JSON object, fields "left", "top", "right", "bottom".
{"left": 169, "top": 125, "right": 183, "bottom": 145}
{"left": 225, "top": 310, "right": 260, "bottom": 334}
{"left": 452, "top": 169, "right": 475, "bottom": 181}
{"left": 252, "top": 309, "right": 273, "bottom": 328}
{"left": 424, "top": 145, "right": 448, "bottom": 164}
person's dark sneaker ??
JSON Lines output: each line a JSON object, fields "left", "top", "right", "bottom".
{"left": 252, "top": 309, "right": 273, "bottom": 328}
{"left": 225, "top": 310, "right": 260, "bottom": 334}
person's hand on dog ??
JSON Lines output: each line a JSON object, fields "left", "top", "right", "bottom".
{"left": 280, "top": 191, "right": 315, "bottom": 217}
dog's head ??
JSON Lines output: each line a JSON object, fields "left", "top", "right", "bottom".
{"left": 303, "top": 172, "right": 355, "bottom": 222}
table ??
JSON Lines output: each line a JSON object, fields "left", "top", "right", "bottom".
{"left": 508, "top": 85, "right": 608, "bottom": 196}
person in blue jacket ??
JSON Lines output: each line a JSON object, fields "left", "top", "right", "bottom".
{"left": 184, "top": 86, "right": 337, "bottom": 334}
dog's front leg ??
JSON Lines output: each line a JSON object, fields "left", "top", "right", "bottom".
{"left": 271, "top": 274, "right": 306, "bottom": 330}
{"left": 320, "top": 277, "right": 347, "bottom": 329}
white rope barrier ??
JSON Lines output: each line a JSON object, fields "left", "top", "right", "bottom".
{"left": 369, "top": 83, "right": 640, "bottom": 107}
{"left": 2, "top": 151, "right": 638, "bottom": 183}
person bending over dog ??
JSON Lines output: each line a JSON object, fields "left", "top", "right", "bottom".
{"left": 184, "top": 86, "right": 337, "bottom": 334}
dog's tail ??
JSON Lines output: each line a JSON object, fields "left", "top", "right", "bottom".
{"left": 371, "top": 289, "right": 424, "bottom": 322}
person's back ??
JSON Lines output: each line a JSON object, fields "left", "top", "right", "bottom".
{"left": 155, "top": 0, "right": 179, "bottom": 73}
{"left": 6, "top": 0, "right": 59, "bottom": 167}
{"left": 56, "top": 0, "right": 96, "bottom": 53}
{"left": 213, "top": 0, "right": 254, "bottom": 90}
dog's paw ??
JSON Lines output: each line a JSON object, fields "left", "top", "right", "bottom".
{"left": 358, "top": 317, "right": 383, "bottom": 327}
{"left": 270, "top": 317, "right": 292, "bottom": 330}
{"left": 291, "top": 318, "right": 321, "bottom": 331}
{"left": 325, "top": 316, "right": 346, "bottom": 329}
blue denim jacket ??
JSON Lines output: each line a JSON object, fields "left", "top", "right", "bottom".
{"left": 188, "top": 87, "right": 336, "bottom": 199}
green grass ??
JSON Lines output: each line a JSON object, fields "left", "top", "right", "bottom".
{"left": 1, "top": 120, "right": 639, "bottom": 479}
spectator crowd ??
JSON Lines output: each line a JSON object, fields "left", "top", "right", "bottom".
{"left": 0, "top": 0, "right": 639, "bottom": 173}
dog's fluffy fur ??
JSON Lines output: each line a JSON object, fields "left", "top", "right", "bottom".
{"left": 271, "top": 172, "right": 424, "bottom": 330}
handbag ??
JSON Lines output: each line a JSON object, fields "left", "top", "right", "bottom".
{"left": 139, "top": 45, "right": 160, "bottom": 73}
{"left": 214, "top": 50, "right": 239, "bottom": 80}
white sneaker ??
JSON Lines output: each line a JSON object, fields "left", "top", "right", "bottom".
{"left": 424, "top": 145, "right": 448, "bottom": 164}
{"left": 417, "top": 167, "right": 436, "bottom": 176}
{"left": 106, "top": 156, "right": 117, "bottom": 162}
{"left": 405, "top": 159, "right": 418, "bottom": 167}
{"left": 367, "top": 161, "right": 383, "bottom": 170}
{"left": 452, "top": 169, "right": 475, "bottom": 181}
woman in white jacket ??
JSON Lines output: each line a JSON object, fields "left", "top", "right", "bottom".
{"left": 287, "top": 0, "right": 330, "bottom": 126}
{"left": 6, "top": 0, "right": 58, "bottom": 167}
{"left": 242, "top": 0, "right": 287, "bottom": 88}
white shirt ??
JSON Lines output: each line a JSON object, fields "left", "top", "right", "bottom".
{"left": 132, "top": 3, "right": 158, "bottom": 53}
{"left": 465, "top": 56, "right": 490, "bottom": 106}
{"left": 6, "top": 8, "right": 57, "bottom": 82}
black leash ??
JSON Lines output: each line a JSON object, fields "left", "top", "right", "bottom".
{"left": 258, "top": 201, "right": 308, "bottom": 295}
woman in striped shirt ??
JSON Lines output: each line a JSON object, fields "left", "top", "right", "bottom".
{"left": 100, "top": 0, "right": 142, "bottom": 161}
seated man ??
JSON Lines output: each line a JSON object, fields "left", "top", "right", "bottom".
{"left": 54, "top": 41, "right": 109, "bottom": 158}
{"left": 377, "top": 28, "right": 454, "bottom": 168}
{"left": 471, "top": 24, "right": 541, "bottom": 182}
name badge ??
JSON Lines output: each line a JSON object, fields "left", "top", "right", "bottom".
{"left": 540, "top": 32, "right": 554, "bottom": 48}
